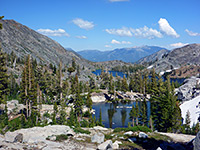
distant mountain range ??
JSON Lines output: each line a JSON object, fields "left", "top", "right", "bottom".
{"left": 77, "top": 46, "right": 167, "bottom": 63}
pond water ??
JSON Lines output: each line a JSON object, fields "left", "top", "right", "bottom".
{"left": 92, "top": 69, "right": 127, "bottom": 78}
{"left": 92, "top": 101, "right": 151, "bottom": 129}
{"left": 92, "top": 69, "right": 185, "bottom": 85}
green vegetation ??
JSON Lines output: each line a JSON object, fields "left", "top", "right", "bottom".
{"left": 55, "top": 134, "right": 68, "bottom": 141}
{"left": 73, "top": 127, "right": 91, "bottom": 134}
{"left": 114, "top": 126, "right": 152, "bottom": 133}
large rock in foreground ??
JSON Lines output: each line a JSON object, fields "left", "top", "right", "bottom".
{"left": 5, "top": 125, "right": 74, "bottom": 143}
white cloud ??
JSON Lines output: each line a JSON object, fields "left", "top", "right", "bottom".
{"left": 76, "top": 35, "right": 87, "bottom": 39}
{"left": 122, "top": 41, "right": 132, "bottom": 44}
{"left": 111, "top": 39, "right": 131, "bottom": 44}
{"left": 111, "top": 39, "right": 121, "bottom": 44}
{"left": 158, "top": 18, "right": 179, "bottom": 38}
{"left": 130, "top": 26, "right": 162, "bottom": 39}
{"left": 105, "top": 27, "right": 133, "bottom": 37}
{"left": 185, "top": 29, "right": 200, "bottom": 36}
{"left": 72, "top": 18, "right": 94, "bottom": 30}
{"left": 37, "top": 28, "right": 70, "bottom": 37}
{"left": 105, "top": 45, "right": 112, "bottom": 48}
{"left": 109, "top": 0, "right": 129, "bottom": 2}
{"left": 170, "top": 42, "right": 188, "bottom": 48}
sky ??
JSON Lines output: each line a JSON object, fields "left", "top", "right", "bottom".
{"left": 1, "top": 0, "right": 200, "bottom": 51}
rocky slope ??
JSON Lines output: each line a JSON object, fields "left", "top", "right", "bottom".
{"left": 0, "top": 19, "right": 93, "bottom": 69}
{"left": 152, "top": 44, "right": 200, "bottom": 73}
{"left": 78, "top": 46, "right": 167, "bottom": 63}
{"left": 137, "top": 49, "right": 169, "bottom": 65}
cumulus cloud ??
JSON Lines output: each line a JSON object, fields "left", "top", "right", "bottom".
{"left": 158, "top": 18, "right": 179, "bottom": 38}
{"left": 130, "top": 26, "right": 162, "bottom": 39}
{"left": 72, "top": 18, "right": 94, "bottom": 30}
{"left": 105, "top": 27, "right": 133, "bottom": 37}
{"left": 111, "top": 39, "right": 121, "bottom": 44}
{"left": 170, "top": 42, "right": 188, "bottom": 48}
{"left": 37, "top": 28, "right": 70, "bottom": 37}
{"left": 105, "top": 45, "right": 112, "bottom": 48}
{"left": 111, "top": 39, "right": 131, "bottom": 44}
{"left": 185, "top": 29, "right": 200, "bottom": 36}
{"left": 121, "top": 41, "right": 132, "bottom": 44}
{"left": 109, "top": 0, "right": 129, "bottom": 2}
{"left": 76, "top": 35, "right": 87, "bottom": 39}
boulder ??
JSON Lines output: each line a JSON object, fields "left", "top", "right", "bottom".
{"left": 97, "top": 140, "right": 113, "bottom": 150}
{"left": 91, "top": 133, "right": 104, "bottom": 144}
{"left": 139, "top": 132, "right": 148, "bottom": 138}
{"left": 113, "top": 140, "right": 122, "bottom": 149}
{"left": 176, "top": 76, "right": 200, "bottom": 101}
{"left": 193, "top": 131, "right": 200, "bottom": 150}
{"left": 156, "top": 147, "right": 162, "bottom": 150}
{"left": 14, "top": 133, "right": 23, "bottom": 143}
{"left": 124, "top": 131, "right": 133, "bottom": 136}
{"left": 5, "top": 125, "right": 73, "bottom": 143}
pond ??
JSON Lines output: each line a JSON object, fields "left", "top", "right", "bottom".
{"left": 92, "top": 69, "right": 127, "bottom": 78}
{"left": 92, "top": 101, "right": 151, "bottom": 129}
{"left": 92, "top": 69, "right": 185, "bottom": 85}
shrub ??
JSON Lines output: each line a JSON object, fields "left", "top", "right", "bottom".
{"left": 55, "top": 134, "right": 68, "bottom": 141}
{"left": 73, "top": 127, "right": 91, "bottom": 134}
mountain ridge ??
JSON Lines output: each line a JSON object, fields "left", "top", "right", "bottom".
{"left": 78, "top": 46, "right": 167, "bottom": 63}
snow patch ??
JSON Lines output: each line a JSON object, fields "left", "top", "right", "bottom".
{"left": 180, "top": 95, "right": 200, "bottom": 127}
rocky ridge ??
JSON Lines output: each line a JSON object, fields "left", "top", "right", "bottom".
{"left": 152, "top": 44, "right": 200, "bottom": 73}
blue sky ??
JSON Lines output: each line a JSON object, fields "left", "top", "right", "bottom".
{"left": 1, "top": 0, "right": 200, "bottom": 51}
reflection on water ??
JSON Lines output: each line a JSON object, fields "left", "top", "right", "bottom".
{"left": 92, "top": 101, "right": 150, "bottom": 128}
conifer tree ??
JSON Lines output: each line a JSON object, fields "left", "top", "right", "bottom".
{"left": 185, "top": 110, "right": 191, "bottom": 134}
{"left": 129, "top": 104, "right": 136, "bottom": 126}
{"left": 121, "top": 75, "right": 128, "bottom": 92}
{"left": 140, "top": 99, "right": 147, "bottom": 126}
{"left": 0, "top": 49, "right": 9, "bottom": 104}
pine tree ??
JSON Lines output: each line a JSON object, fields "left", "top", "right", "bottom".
{"left": 0, "top": 49, "right": 9, "bottom": 104}
{"left": 20, "top": 55, "right": 37, "bottom": 118}
{"left": 129, "top": 104, "right": 136, "bottom": 126}
{"left": 140, "top": 99, "right": 147, "bottom": 126}
{"left": 86, "top": 92, "right": 92, "bottom": 110}
{"left": 185, "top": 110, "right": 191, "bottom": 134}
{"left": 74, "top": 75, "right": 83, "bottom": 119}
{"left": 99, "top": 108, "right": 103, "bottom": 126}
{"left": 121, "top": 75, "right": 128, "bottom": 92}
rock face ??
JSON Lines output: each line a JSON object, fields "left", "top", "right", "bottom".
{"left": 153, "top": 44, "right": 200, "bottom": 73}
{"left": 91, "top": 92, "right": 106, "bottom": 103}
{"left": 193, "top": 131, "right": 200, "bottom": 150}
{"left": 0, "top": 100, "right": 26, "bottom": 116}
{"left": 137, "top": 49, "right": 169, "bottom": 65}
{"left": 0, "top": 19, "right": 92, "bottom": 68}
{"left": 97, "top": 140, "right": 113, "bottom": 150}
{"left": 5, "top": 125, "right": 74, "bottom": 143}
{"left": 175, "top": 76, "right": 200, "bottom": 101}
{"left": 91, "top": 133, "right": 105, "bottom": 144}
{"left": 139, "top": 132, "right": 148, "bottom": 138}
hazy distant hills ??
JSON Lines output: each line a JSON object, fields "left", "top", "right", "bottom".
{"left": 152, "top": 44, "right": 200, "bottom": 73}
{"left": 78, "top": 46, "right": 167, "bottom": 63}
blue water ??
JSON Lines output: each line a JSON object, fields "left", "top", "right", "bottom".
{"left": 92, "top": 69, "right": 127, "bottom": 78}
{"left": 92, "top": 101, "right": 151, "bottom": 129}
{"left": 92, "top": 69, "right": 185, "bottom": 85}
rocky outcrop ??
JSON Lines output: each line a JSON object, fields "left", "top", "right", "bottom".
{"left": 193, "top": 131, "right": 200, "bottom": 150}
{"left": 91, "top": 92, "right": 106, "bottom": 103}
{"left": 175, "top": 76, "right": 200, "bottom": 101}
{"left": 137, "top": 49, "right": 169, "bottom": 65}
{"left": 152, "top": 44, "right": 200, "bottom": 73}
